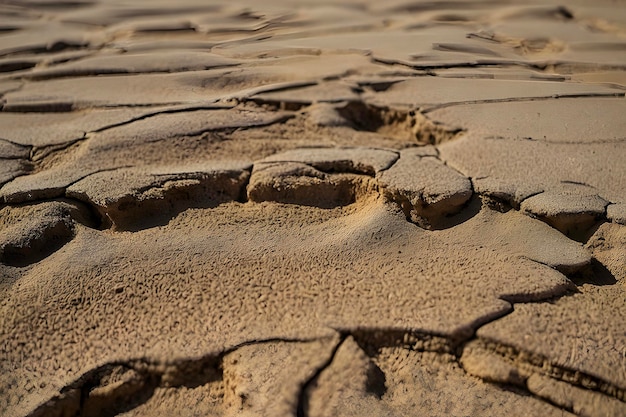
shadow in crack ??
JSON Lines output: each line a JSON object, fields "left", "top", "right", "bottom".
{"left": 365, "top": 363, "right": 387, "bottom": 399}
{"left": 68, "top": 170, "right": 251, "bottom": 232}
{"left": 570, "top": 258, "right": 617, "bottom": 287}
{"left": 104, "top": 193, "right": 238, "bottom": 232}
{"left": 1, "top": 222, "right": 74, "bottom": 267}
{"left": 425, "top": 195, "right": 483, "bottom": 230}
{"left": 336, "top": 101, "right": 464, "bottom": 145}
{"left": 29, "top": 356, "right": 224, "bottom": 417}
{"left": 0, "top": 199, "right": 99, "bottom": 267}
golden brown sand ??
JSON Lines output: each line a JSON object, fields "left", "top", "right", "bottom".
{"left": 0, "top": 1, "right": 625, "bottom": 416}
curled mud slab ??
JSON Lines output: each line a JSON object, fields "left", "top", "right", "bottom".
{"left": 1, "top": 1, "right": 625, "bottom": 416}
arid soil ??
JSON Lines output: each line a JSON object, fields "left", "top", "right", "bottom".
{"left": 1, "top": 1, "right": 625, "bottom": 416}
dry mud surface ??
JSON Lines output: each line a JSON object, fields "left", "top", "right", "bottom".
{"left": 1, "top": 1, "right": 625, "bottom": 416}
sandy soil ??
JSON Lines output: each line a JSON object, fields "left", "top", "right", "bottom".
{"left": 1, "top": 1, "right": 625, "bottom": 416}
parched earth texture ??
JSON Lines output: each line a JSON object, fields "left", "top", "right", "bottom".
{"left": 0, "top": 1, "right": 625, "bottom": 416}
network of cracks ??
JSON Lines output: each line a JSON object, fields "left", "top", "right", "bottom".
{"left": 1, "top": 2, "right": 626, "bottom": 414}
{"left": 0, "top": 97, "right": 624, "bottom": 417}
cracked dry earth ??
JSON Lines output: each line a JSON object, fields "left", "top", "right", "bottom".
{"left": 0, "top": 1, "right": 625, "bottom": 417}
